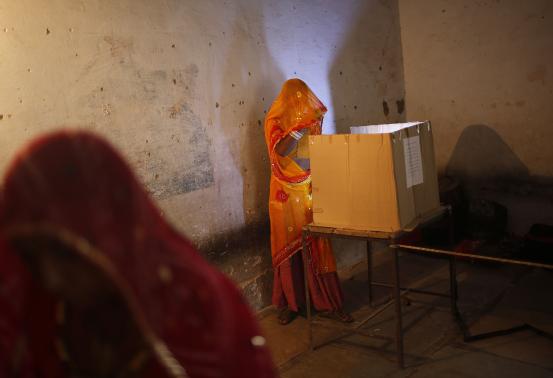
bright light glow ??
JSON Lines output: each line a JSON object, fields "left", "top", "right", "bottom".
{"left": 262, "top": 1, "right": 361, "bottom": 134}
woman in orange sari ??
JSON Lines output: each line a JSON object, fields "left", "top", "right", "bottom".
{"left": 265, "top": 79, "right": 352, "bottom": 324}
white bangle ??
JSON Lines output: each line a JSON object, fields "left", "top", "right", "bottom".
{"left": 290, "top": 131, "right": 303, "bottom": 140}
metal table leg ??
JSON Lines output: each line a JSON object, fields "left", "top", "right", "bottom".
{"left": 447, "top": 205, "right": 458, "bottom": 316}
{"left": 449, "top": 256, "right": 471, "bottom": 338}
{"left": 449, "top": 256, "right": 458, "bottom": 316}
{"left": 391, "top": 243, "right": 405, "bottom": 368}
{"left": 302, "top": 231, "right": 313, "bottom": 351}
{"left": 367, "top": 240, "right": 373, "bottom": 306}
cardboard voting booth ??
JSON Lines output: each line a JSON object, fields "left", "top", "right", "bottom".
{"left": 309, "top": 121, "right": 440, "bottom": 232}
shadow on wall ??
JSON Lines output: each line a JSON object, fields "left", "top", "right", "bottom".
{"left": 445, "top": 124, "right": 553, "bottom": 234}
{"left": 446, "top": 124, "right": 530, "bottom": 184}
{"left": 329, "top": 0, "right": 406, "bottom": 134}
{"left": 201, "top": 2, "right": 284, "bottom": 309}
{"left": 218, "top": 3, "right": 285, "bottom": 227}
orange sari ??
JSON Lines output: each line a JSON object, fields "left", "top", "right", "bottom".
{"left": 264, "top": 79, "right": 337, "bottom": 275}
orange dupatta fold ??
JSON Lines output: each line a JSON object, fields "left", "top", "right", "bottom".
{"left": 264, "top": 79, "right": 336, "bottom": 273}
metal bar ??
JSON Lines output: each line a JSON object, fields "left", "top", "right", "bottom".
{"left": 367, "top": 240, "right": 373, "bottom": 306}
{"left": 453, "top": 306, "right": 553, "bottom": 343}
{"left": 449, "top": 257, "right": 458, "bottom": 316}
{"left": 302, "top": 231, "right": 313, "bottom": 351}
{"left": 446, "top": 208, "right": 459, "bottom": 317}
{"left": 391, "top": 244, "right": 405, "bottom": 368}
{"left": 395, "top": 244, "right": 553, "bottom": 270}
{"left": 370, "top": 281, "right": 451, "bottom": 298}
{"left": 302, "top": 230, "right": 393, "bottom": 242}
{"left": 447, "top": 205, "right": 455, "bottom": 247}
{"left": 354, "top": 291, "right": 410, "bottom": 330}
{"left": 311, "top": 291, "right": 411, "bottom": 351}
{"left": 464, "top": 324, "right": 529, "bottom": 342}
{"left": 452, "top": 306, "right": 470, "bottom": 340}
{"left": 528, "top": 325, "right": 553, "bottom": 342}
{"left": 311, "top": 321, "right": 392, "bottom": 341}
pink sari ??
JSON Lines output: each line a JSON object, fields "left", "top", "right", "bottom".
{"left": 0, "top": 131, "right": 275, "bottom": 378}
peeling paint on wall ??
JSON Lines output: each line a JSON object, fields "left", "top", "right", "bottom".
{"left": 138, "top": 103, "right": 214, "bottom": 199}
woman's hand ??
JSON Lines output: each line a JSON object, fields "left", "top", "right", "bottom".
{"left": 275, "top": 129, "right": 307, "bottom": 156}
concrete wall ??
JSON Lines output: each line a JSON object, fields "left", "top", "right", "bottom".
{"left": 399, "top": 0, "right": 553, "bottom": 234}
{"left": 0, "top": 0, "right": 405, "bottom": 309}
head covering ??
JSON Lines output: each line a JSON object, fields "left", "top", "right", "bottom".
{"left": 264, "top": 78, "right": 327, "bottom": 184}
{"left": 265, "top": 78, "right": 327, "bottom": 133}
{"left": 0, "top": 130, "right": 275, "bottom": 378}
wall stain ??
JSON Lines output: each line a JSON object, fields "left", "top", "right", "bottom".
{"left": 104, "top": 36, "right": 134, "bottom": 58}
{"left": 396, "top": 98, "right": 405, "bottom": 114}
{"left": 382, "top": 100, "right": 390, "bottom": 116}
{"left": 168, "top": 104, "right": 182, "bottom": 119}
{"left": 170, "top": 65, "right": 199, "bottom": 96}
{"left": 77, "top": 50, "right": 208, "bottom": 200}
{"left": 102, "top": 103, "right": 112, "bottom": 116}
{"left": 527, "top": 64, "right": 547, "bottom": 84}
{"left": 142, "top": 102, "right": 214, "bottom": 199}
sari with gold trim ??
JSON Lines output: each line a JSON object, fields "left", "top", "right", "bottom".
{"left": 264, "top": 79, "right": 337, "bottom": 274}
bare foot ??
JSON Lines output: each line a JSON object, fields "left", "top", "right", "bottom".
{"left": 277, "top": 308, "right": 298, "bottom": 325}
{"left": 319, "top": 310, "right": 354, "bottom": 323}
{"left": 334, "top": 309, "right": 354, "bottom": 323}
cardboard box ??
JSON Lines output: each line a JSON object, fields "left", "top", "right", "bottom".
{"left": 309, "top": 121, "right": 440, "bottom": 232}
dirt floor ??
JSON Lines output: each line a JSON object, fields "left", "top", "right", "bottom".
{"left": 259, "top": 247, "right": 553, "bottom": 377}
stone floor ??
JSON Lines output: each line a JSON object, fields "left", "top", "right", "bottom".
{"left": 258, "top": 247, "right": 553, "bottom": 377}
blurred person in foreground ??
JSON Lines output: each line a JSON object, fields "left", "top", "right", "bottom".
{"left": 264, "top": 79, "right": 353, "bottom": 325}
{"left": 0, "top": 131, "right": 275, "bottom": 378}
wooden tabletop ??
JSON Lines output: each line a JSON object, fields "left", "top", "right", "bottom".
{"left": 303, "top": 206, "right": 449, "bottom": 240}
{"left": 303, "top": 224, "right": 398, "bottom": 239}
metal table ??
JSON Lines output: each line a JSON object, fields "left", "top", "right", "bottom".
{"left": 301, "top": 209, "right": 553, "bottom": 368}
{"left": 301, "top": 207, "right": 450, "bottom": 368}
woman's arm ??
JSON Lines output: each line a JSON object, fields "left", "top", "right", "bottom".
{"left": 275, "top": 129, "right": 306, "bottom": 156}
